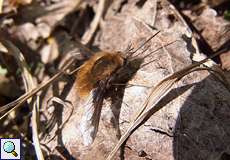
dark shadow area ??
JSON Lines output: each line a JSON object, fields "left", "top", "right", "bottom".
{"left": 173, "top": 74, "right": 230, "bottom": 160}
{"left": 171, "top": 7, "right": 221, "bottom": 63}
{"left": 170, "top": 0, "right": 230, "bottom": 16}
{"left": 170, "top": 0, "right": 201, "bottom": 9}
{"left": 41, "top": 75, "right": 76, "bottom": 160}
{"left": 106, "top": 84, "right": 126, "bottom": 160}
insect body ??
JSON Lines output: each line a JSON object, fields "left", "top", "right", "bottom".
{"left": 76, "top": 31, "right": 161, "bottom": 98}
{"left": 75, "top": 49, "right": 145, "bottom": 146}
{"left": 76, "top": 51, "right": 124, "bottom": 98}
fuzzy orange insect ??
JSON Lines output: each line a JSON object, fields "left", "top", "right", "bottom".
{"left": 75, "top": 51, "right": 125, "bottom": 98}
{"left": 75, "top": 31, "right": 162, "bottom": 99}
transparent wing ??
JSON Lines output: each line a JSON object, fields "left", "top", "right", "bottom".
{"left": 79, "top": 86, "right": 105, "bottom": 146}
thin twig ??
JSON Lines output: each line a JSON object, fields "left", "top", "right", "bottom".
{"left": 0, "top": 40, "right": 44, "bottom": 160}
{"left": 0, "top": 0, "right": 3, "bottom": 14}
{"left": 45, "top": 97, "right": 74, "bottom": 143}
{"left": 0, "top": 57, "right": 79, "bottom": 120}
{"left": 185, "top": 67, "right": 230, "bottom": 93}
{"left": 81, "top": 0, "right": 106, "bottom": 44}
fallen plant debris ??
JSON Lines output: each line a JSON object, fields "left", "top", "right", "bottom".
{"left": 0, "top": 0, "right": 230, "bottom": 160}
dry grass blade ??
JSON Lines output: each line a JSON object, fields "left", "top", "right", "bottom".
{"left": 187, "top": 67, "right": 230, "bottom": 93}
{"left": 81, "top": 0, "right": 106, "bottom": 44}
{"left": 106, "top": 50, "right": 224, "bottom": 160}
{"left": 0, "top": 40, "right": 44, "bottom": 160}
{"left": 0, "top": 57, "right": 78, "bottom": 120}
{"left": 0, "top": 0, "right": 3, "bottom": 14}
{"left": 45, "top": 97, "right": 74, "bottom": 143}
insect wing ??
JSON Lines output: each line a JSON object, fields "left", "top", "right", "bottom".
{"left": 79, "top": 87, "right": 105, "bottom": 146}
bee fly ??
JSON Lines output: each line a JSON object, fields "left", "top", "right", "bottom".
{"left": 76, "top": 31, "right": 163, "bottom": 98}
{"left": 75, "top": 31, "right": 175, "bottom": 145}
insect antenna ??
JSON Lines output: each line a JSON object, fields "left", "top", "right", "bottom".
{"left": 127, "top": 30, "right": 161, "bottom": 58}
